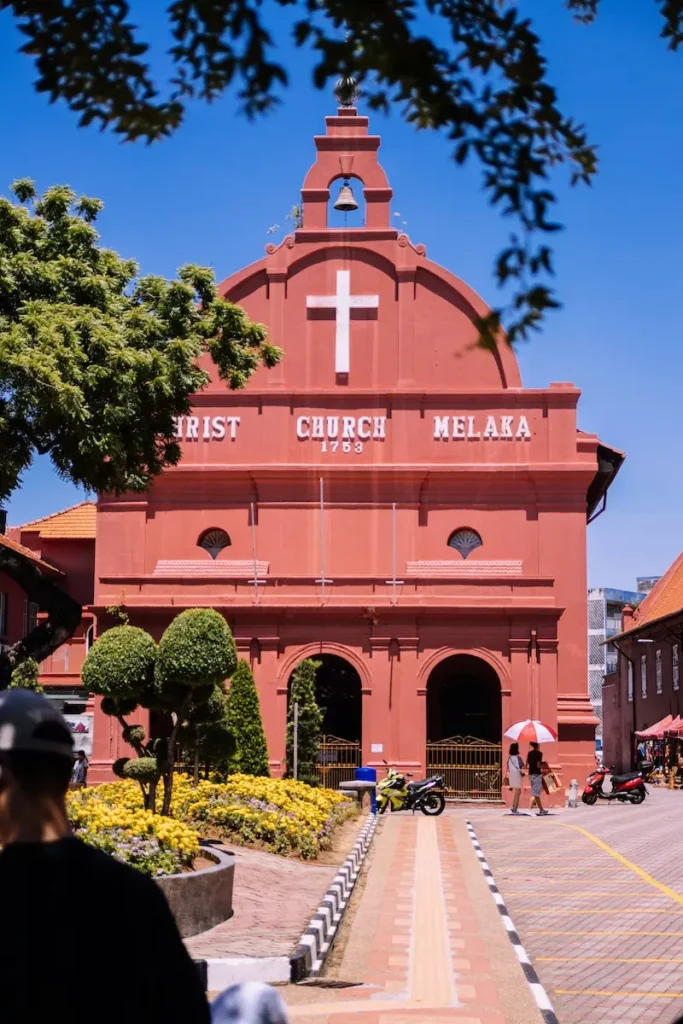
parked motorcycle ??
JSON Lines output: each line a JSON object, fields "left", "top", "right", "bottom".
{"left": 377, "top": 763, "right": 446, "bottom": 815}
{"left": 581, "top": 761, "right": 653, "bottom": 805}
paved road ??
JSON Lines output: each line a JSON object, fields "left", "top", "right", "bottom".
{"left": 283, "top": 813, "right": 540, "bottom": 1023}
{"left": 472, "top": 790, "right": 683, "bottom": 1023}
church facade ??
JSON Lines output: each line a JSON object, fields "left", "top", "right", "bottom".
{"left": 89, "top": 103, "right": 621, "bottom": 796}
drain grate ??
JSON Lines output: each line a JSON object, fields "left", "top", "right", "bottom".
{"left": 296, "top": 979, "right": 362, "bottom": 989}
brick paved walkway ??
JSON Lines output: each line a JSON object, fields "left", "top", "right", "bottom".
{"left": 282, "top": 815, "right": 540, "bottom": 1023}
{"left": 187, "top": 845, "right": 343, "bottom": 958}
{"left": 473, "top": 790, "right": 683, "bottom": 1024}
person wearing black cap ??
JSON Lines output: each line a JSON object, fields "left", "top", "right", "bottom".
{"left": 0, "top": 689, "right": 209, "bottom": 1024}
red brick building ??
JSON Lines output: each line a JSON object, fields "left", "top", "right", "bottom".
{"left": 604, "top": 553, "right": 683, "bottom": 771}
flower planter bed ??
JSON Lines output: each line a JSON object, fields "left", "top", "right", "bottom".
{"left": 157, "top": 843, "right": 235, "bottom": 938}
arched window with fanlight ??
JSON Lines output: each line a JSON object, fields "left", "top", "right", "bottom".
{"left": 448, "top": 528, "right": 482, "bottom": 560}
{"left": 198, "top": 528, "right": 231, "bottom": 560}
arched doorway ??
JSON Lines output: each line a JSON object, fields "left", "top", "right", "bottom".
{"left": 287, "top": 654, "right": 362, "bottom": 788}
{"left": 426, "top": 654, "right": 502, "bottom": 801}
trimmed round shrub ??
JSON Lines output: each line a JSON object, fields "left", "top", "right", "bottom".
{"left": 188, "top": 684, "right": 226, "bottom": 725}
{"left": 100, "top": 696, "right": 139, "bottom": 717}
{"left": 123, "top": 757, "right": 160, "bottom": 782}
{"left": 83, "top": 626, "right": 156, "bottom": 700}
{"left": 155, "top": 609, "right": 236, "bottom": 690}
{"left": 112, "top": 757, "right": 129, "bottom": 779}
{"left": 122, "top": 724, "right": 146, "bottom": 746}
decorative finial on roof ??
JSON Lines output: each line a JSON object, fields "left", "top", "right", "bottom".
{"left": 334, "top": 73, "right": 360, "bottom": 108}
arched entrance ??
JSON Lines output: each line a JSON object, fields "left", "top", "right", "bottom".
{"left": 287, "top": 654, "right": 362, "bottom": 788}
{"left": 426, "top": 654, "right": 502, "bottom": 801}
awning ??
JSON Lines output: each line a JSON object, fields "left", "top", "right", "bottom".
{"left": 586, "top": 441, "right": 625, "bottom": 521}
{"left": 666, "top": 716, "right": 683, "bottom": 735}
{"left": 636, "top": 714, "right": 673, "bottom": 738}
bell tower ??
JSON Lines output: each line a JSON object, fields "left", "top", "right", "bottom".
{"left": 299, "top": 86, "right": 395, "bottom": 233}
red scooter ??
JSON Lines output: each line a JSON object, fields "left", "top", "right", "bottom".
{"left": 581, "top": 762, "right": 652, "bottom": 805}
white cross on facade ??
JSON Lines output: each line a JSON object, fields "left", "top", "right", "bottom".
{"left": 306, "top": 270, "right": 379, "bottom": 374}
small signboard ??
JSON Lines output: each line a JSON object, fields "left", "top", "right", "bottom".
{"left": 64, "top": 714, "right": 94, "bottom": 758}
{"left": 371, "top": 743, "right": 383, "bottom": 754}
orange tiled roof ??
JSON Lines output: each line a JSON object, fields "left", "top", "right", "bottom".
{"left": 628, "top": 551, "right": 683, "bottom": 632}
{"left": 19, "top": 501, "right": 96, "bottom": 539}
{"left": 0, "top": 534, "right": 64, "bottom": 576}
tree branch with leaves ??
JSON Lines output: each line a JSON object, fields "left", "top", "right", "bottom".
{"left": 7, "top": 1, "right": 678, "bottom": 341}
{"left": 0, "top": 177, "right": 281, "bottom": 505}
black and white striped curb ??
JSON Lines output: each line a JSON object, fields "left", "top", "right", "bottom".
{"left": 290, "top": 813, "right": 379, "bottom": 982}
{"left": 465, "top": 820, "right": 558, "bottom": 1024}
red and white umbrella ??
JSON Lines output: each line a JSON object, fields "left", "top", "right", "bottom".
{"left": 504, "top": 720, "right": 558, "bottom": 744}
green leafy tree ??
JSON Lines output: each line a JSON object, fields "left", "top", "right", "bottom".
{"left": 155, "top": 608, "right": 237, "bottom": 813}
{"left": 0, "top": 179, "right": 280, "bottom": 684}
{"left": 82, "top": 609, "right": 238, "bottom": 814}
{"left": 7, "top": 1, "right": 674, "bottom": 343}
{"left": 225, "top": 659, "right": 270, "bottom": 778}
{"left": 9, "top": 657, "right": 43, "bottom": 693}
{"left": 0, "top": 178, "right": 281, "bottom": 504}
{"left": 286, "top": 659, "right": 323, "bottom": 787}
{"left": 82, "top": 624, "right": 159, "bottom": 808}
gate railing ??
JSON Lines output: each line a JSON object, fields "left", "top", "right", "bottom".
{"left": 316, "top": 735, "right": 361, "bottom": 789}
{"left": 426, "top": 735, "right": 502, "bottom": 801}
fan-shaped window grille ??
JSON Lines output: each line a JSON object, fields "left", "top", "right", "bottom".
{"left": 198, "top": 529, "right": 231, "bottom": 560}
{"left": 448, "top": 528, "right": 482, "bottom": 559}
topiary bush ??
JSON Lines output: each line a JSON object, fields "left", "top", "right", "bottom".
{"left": 155, "top": 609, "right": 237, "bottom": 690}
{"left": 82, "top": 610, "right": 238, "bottom": 816}
{"left": 82, "top": 626, "right": 156, "bottom": 700}
{"left": 225, "top": 659, "right": 270, "bottom": 777}
{"left": 123, "top": 757, "right": 160, "bottom": 782}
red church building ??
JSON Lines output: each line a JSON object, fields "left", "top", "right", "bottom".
{"left": 4, "top": 101, "right": 622, "bottom": 797}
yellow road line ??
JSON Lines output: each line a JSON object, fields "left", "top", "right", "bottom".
{"left": 505, "top": 892, "right": 659, "bottom": 897}
{"left": 517, "top": 908, "right": 682, "bottom": 915}
{"left": 558, "top": 823, "right": 683, "bottom": 906}
{"left": 555, "top": 990, "right": 683, "bottom": 999}
{"left": 529, "top": 930, "right": 683, "bottom": 935}
{"left": 537, "top": 957, "right": 683, "bottom": 963}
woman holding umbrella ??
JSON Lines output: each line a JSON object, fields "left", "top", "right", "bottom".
{"left": 504, "top": 720, "right": 557, "bottom": 816}
{"left": 527, "top": 742, "right": 548, "bottom": 815}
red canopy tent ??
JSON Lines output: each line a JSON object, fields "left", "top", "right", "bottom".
{"left": 636, "top": 714, "right": 673, "bottom": 739}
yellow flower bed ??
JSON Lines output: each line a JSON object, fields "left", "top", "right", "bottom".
{"left": 68, "top": 774, "right": 356, "bottom": 866}
{"left": 171, "top": 773, "right": 357, "bottom": 858}
{"left": 68, "top": 784, "right": 201, "bottom": 876}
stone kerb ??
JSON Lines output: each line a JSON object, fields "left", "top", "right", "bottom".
{"left": 290, "top": 812, "right": 379, "bottom": 981}
{"left": 156, "top": 843, "right": 235, "bottom": 939}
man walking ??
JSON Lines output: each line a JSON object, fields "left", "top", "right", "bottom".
{"left": 0, "top": 689, "right": 209, "bottom": 1024}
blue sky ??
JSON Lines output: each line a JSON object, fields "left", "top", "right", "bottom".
{"left": 0, "top": 1, "right": 680, "bottom": 589}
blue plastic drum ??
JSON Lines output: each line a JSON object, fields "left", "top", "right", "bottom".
{"left": 355, "top": 766, "right": 377, "bottom": 813}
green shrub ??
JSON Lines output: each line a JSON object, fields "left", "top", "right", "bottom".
{"left": 155, "top": 608, "right": 237, "bottom": 690}
{"left": 123, "top": 757, "right": 159, "bottom": 782}
{"left": 225, "top": 659, "right": 269, "bottom": 777}
{"left": 101, "top": 696, "right": 139, "bottom": 717}
{"left": 83, "top": 626, "right": 156, "bottom": 700}
{"left": 286, "top": 659, "right": 323, "bottom": 786}
{"left": 9, "top": 658, "right": 43, "bottom": 693}
{"left": 122, "top": 724, "right": 146, "bottom": 746}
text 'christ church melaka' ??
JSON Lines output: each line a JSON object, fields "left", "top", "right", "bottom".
{"left": 89, "top": 97, "right": 622, "bottom": 796}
